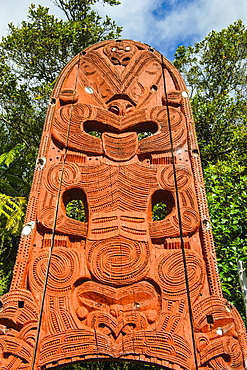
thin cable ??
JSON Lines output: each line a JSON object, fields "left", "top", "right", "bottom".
{"left": 161, "top": 55, "right": 199, "bottom": 370}
{"left": 31, "top": 56, "right": 81, "bottom": 370}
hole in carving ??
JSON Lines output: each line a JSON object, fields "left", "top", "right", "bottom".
{"left": 226, "top": 304, "right": 232, "bottom": 312}
{"left": 108, "top": 105, "right": 120, "bottom": 115}
{"left": 126, "top": 104, "right": 133, "bottom": 112}
{"left": 81, "top": 51, "right": 86, "bottom": 55}
{"left": 87, "top": 131, "right": 102, "bottom": 138}
{"left": 151, "top": 190, "right": 174, "bottom": 221}
{"left": 149, "top": 47, "right": 155, "bottom": 52}
{"left": 132, "top": 121, "right": 158, "bottom": 138}
{"left": 0, "top": 301, "right": 3, "bottom": 308}
{"left": 222, "top": 354, "right": 231, "bottom": 363}
{"left": 202, "top": 219, "right": 211, "bottom": 231}
{"left": 57, "top": 359, "right": 165, "bottom": 370}
{"left": 192, "top": 149, "right": 199, "bottom": 156}
{"left": 138, "top": 132, "right": 153, "bottom": 140}
{"left": 84, "top": 121, "right": 117, "bottom": 136}
{"left": 152, "top": 202, "right": 167, "bottom": 221}
{"left": 66, "top": 200, "right": 86, "bottom": 222}
{"left": 18, "top": 301, "right": 24, "bottom": 308}
{"left": 111, "top": 57, "right": 119, "bottom": 64}
{"left": 206, "top": 314, "right": 214, "bottom": 324}
{"left": 151, "top": 85, "right": 158, "bottom": 92}
{"left": 36, "top": 157, "right": 46, "bottom": 169}
{"left": 63, "top": 189, "right": 88, "bottom": 222}
{"left": 106, "top": 94, "right": 136, "bottom": 106}
{"left": 108, "top": 100, "right": 135, "bottom": 116}
{"left": 37, "top": 158, "right": 44, "bottom": 166}
{"left": 84, "top": 118, "right": 158, "bottom": 138}
{"left": 50, "top": 98, "right": 56, "bottom": 105}
{"left": 122, "top": 57, "right": 130, "bottom": 63}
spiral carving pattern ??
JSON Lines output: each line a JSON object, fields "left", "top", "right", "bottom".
{"left": 86, "top": 237, "right": 150, "bottom": 286}
{"left": 150, "top": 106, "right": 183, "bottom": 129}
{"left": 208, "top": 338, "right": 243, "bottom": 370}
{"left": 171, "top": 207, "right": 200, "bottom": 233}
{"left": 59, "top": 103, "right": 93, "bottom": 124}
{"left": 157, "top": 165, "right": 191, "bottom": 191}
{"left": 156, "top": 251, "right": 203, "bottom": 298}
{"left": 45, "top": 163, "right": 80, "bottom": 194}
{"left": 29, "top": 249, "right": 78, "bottom": 293}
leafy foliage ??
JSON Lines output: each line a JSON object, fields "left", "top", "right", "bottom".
{"left": 174, "top": 20, "right": 247, "bottom": 319}
{"left": 60, "top": 361, "right": 158, "bottom": 370}
{"left": 174, "top": 20, "right": 247, "bottom": 166}
{"left": 204, "top": 161, "right": 247, "bottom": 316}
{"left": 0, "top": 143, "right": 29, "bottom": 293}
{"left": 66, "top": 199, "right": 87, "bottom": 222}
{"left": 152, "top": 202, "right": 167, "bottom": 221}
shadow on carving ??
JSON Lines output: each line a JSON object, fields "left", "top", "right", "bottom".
{"left": 57, "top": 360, "right": 162, "bottom": 370}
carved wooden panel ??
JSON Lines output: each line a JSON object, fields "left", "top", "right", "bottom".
{"left": 0, "top": 40, "right": 246, "bottom": 370}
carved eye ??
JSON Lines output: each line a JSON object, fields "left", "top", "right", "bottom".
{"left": 109, "top": 105, "right": 120, "bottom": 115}
{"left": 122, "top": 57, "right": 130, "bottom": 65}
{"left": 111, "top": 47, "right": 117, "bottom": 52}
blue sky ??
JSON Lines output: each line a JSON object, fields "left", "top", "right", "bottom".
{"left": 1, "top": 0, "right": 247, "bottom": 61}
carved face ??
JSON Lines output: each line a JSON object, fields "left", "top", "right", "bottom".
{"left": 2, "top": 40, "right": 243, "bottom": 370}
{"left": 74, "top": 281, "right": 160, "bottom": 339}
{"left": 37, "top": 42, "right": 203, "bottom": 354}
{"left": 104, "top": 42, "right": 137, "bottom": 66}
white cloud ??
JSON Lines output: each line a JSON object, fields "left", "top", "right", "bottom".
{"left": 0, "top": 0, "right": 62, "bottom": 37}
{"left": 1, "top": 0, "right": 247, "bottom": 61}
{"left": 94, "top": 0, "right": 159, "bottom": 43}
{"left": 95, "top": 0, "right": 247, "bottom": 60}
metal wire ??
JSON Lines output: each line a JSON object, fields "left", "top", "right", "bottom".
{"left": 161, "top": 54, "right": 199, "bottom": 370}
{"left": 31, "top": 56, "right": 81, "bottom": 370}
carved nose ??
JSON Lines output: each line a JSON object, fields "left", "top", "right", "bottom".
{"left": 110, "top": 304, "right": 123, "bottom": 318}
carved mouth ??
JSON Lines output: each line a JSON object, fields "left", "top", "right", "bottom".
{"left": 74, "top": 281, "right": 160, "bottom": 338}
{"left": 102, "top": 131, "right": 138, "bottom": 161}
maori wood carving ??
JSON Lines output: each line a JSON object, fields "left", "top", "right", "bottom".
{"left": 0, "top": 40, "right": 246, "bottom": 370}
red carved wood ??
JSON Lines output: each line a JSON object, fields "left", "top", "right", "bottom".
{"left": 0, "top": 40, "right": 246, "bottom": 370}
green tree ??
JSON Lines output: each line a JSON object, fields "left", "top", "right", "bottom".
{"left": 174, "top": 20, "right": 247, "bottom": 319}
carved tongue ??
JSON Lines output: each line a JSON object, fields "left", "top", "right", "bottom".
{"left": 102, "top": 132, "right": 138, "bottom": 161}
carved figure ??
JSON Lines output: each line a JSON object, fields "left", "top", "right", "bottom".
{"left": 0, "top": 40, "right": 246, "bottom": 370}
